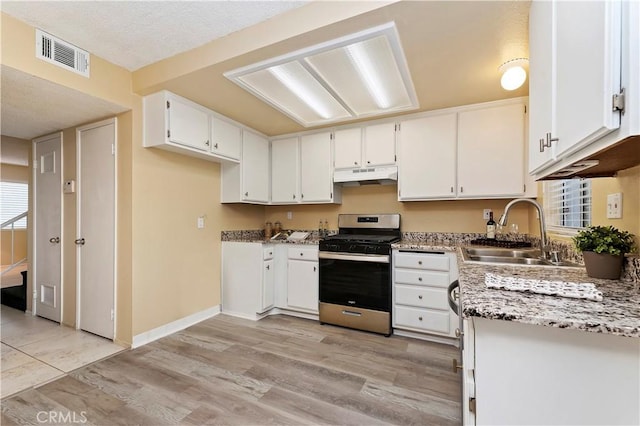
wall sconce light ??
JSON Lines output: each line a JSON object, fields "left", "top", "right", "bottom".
{"left": 499, "top": 58, "right": 528, "bottom": 91}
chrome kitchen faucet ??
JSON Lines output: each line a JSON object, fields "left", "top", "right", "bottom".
{"left": 498, "top": 198, "right": 549, "bottom": 259}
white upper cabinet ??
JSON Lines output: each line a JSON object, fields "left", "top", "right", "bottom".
{"left": 167, "top": 96, "right": 210, "bottom": 151}
{"left": 270, "top": 134, "right": 341, "bottom": 205}
{"left": 221, "top": 130, "right": 270, "bottom": 204}
{"left": 211, "top": 116, "right": 241, "bottom": 161}
{"left": 143, "top": 90, "right": 242, "bottom": 163}
{"left": 241, "top": 131, "right": 270, "bottom": 203}
{"left": 271, "top": 137, "right": 299, "bottom": 204}
{"left": 528, "top": 0, "right": 556, "bottom": 173}
{"left": 334, "top": 128, "right": 362, "bottom": 169}
{"left": 363, "top": 122, "right": 397, "bottom": 167}
{"left": 529, "top": 0, "right": 633, "bottom": 177}
{"left": 334, "top": 122, "right": 396, "bottom": 169}
{"left": 300, "top": 132, "right": 335, "bottom": 203}
{"left": 397, "top": 114, "right": 457, "bottom": 200}
{"left": 397, "top": 99, "right": 529, "bottom": 201}
{"left": 554, "top": 1, "right": 622, "bottom": 157}
{"left": 458, "top": 102, "right": 526, "bottom": 198}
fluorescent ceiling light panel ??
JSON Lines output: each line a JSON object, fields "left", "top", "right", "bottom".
{"left": 224, "top": 22, "right": 418, "bottom": 127}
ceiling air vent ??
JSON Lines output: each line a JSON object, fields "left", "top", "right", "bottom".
{"left": 35, "top": 29, "right": 90, "bottom": 77}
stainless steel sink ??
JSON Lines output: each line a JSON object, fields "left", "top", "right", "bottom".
{"left": 461, "top": 247, "right": 583, "bottom": 268}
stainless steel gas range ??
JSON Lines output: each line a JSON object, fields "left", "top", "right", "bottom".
{"left": 318, "top": 213, "right": 401, "bottom": 336}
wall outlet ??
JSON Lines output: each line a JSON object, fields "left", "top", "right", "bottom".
{"left": 287, "top": 211, "right": 293, "bottom": 220}
{"left": 197, "top": 216, "right": 205, "bottom": 229}
{"left": 607, "top": 193, "right": 622, "bottom": 219}
{"left": 483, "top": 209, "right": 492, "bottom": 220}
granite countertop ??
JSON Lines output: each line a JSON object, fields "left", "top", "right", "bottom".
{"left": 394, "top": 239, "right": 639, "bottom": 338}
{"left": 455, "top": 247, "right": 640, "bottom": 338}
{"left": 221, "top": 230, "right": 320, "bottom": 245}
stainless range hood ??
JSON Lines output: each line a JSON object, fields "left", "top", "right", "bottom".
{"left": 333, "top": 166, "right": 398, "bottom": 186}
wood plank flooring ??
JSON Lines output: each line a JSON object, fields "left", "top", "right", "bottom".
{"left": 1, "top": 314, "right": 461, "bottom": 425}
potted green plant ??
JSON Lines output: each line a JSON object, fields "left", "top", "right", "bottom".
{"left": 573, "top": 225, "right": 636, "bottom": 279}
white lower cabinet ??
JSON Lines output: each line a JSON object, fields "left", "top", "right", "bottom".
{"left": 221, "top": 242, "right": 274, "bottom": 319}
{"left": 286, "top": 247, "right": 319, "bottom": 313}
{"left": 467, "top": 318, "right": 639, "bottom": 425}
{"left": 392, "top": 250, "right": 458, "bottom": 338}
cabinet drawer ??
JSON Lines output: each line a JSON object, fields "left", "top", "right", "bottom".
{"left": 288, "top": 247, "right": 318, "bottom": 261}
{"left": 395, "top": 285, "right": 448, "bottom": 310}
{"left": 394, "top": 252, "right": 449, "bottom": 271}
{"left": 394, "top": 269, "right": 449, "bottom": 288}
{"left": 394, "top": 306, "right": 450, "bottom": 334}
{"left": 263, "top": 246, "right": 274, "bottom": 260}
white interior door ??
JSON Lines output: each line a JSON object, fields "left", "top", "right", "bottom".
{"left": 77, "top": 118, "right": 116, "bottom": 339}
{"left": 34, "top": 133, "right": 63, "bottom": 322}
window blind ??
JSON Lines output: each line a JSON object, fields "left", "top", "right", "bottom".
{"left": 0, "top": 182, "right": 28, "bottom": 228}
{"left": 543, "top": 179, "right": 591, "bottom": 231}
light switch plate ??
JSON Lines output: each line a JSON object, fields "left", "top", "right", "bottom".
{"left": 483, "top": 209, "right": 492, "bottom": 220}
{"left": 607, "top": 193, "right": 622, "bottom": 219}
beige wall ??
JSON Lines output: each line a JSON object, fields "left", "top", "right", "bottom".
{"left": 1, "top": 163, "right": 30, "bottom": 183}
{"left": 590, "top": 165, "right": 640, "bottom": 248}
{"left": 130, "top": 107, "right": 264, "bottom": 334}
{"left": 1, "top": 230, "right": 27, "bottom": 265}
{"left": 265, "top": 185, "right": 532, "bottom": 234}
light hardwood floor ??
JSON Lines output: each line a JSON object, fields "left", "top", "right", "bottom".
{"left": 1, "top": 314, "right": 461, "bottom": 425}
{"left": 0, "top": 306, "right": 125, "bottom": 399}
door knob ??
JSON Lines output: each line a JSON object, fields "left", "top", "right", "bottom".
{"left": 49, "top": 237, "right": 60, "bottom": 244}
{"left": 74, "top": 238, "right": 85, "bottom": 245}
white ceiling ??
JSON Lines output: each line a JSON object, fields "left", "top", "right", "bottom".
{"left": 1, "top": 1, "right": 309, "bottom": 71}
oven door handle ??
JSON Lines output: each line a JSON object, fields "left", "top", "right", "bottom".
{"left": 447, "top": 280, "right": 460, "bottom": 314}
{"left": 318, "top": 251, "right": 389, "bottom": 263}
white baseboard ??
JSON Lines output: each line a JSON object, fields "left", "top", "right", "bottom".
{"left": 132, "top": 305, "right": 220, "bottom": 348}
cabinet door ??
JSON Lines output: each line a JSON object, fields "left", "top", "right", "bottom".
{"left": 168, "top": 97, "right": 210, "bottom": 151}
{"left": 458, "top": 103, "right": 526, "bottom": 198}
{"left": 271, "top": 137, "right": 299, "bottom": 204}
{"left": 334, "top": 128, "right": 362, "bottom": 169}
{"left": 261, "top": 259, "right": 275, "bottom": 312}
{"left": 211, "top": 116, "right": 241, "bottom": 160}
{"left": 300, "top": 132, "right": 332, "bottom": 203}
{"left": 242, "top": 131, "right": 269, "bottom": 203}
{"left": 287, "top": 259, "right": 318, "bottom": 312}
{"left": 554, "top": 0, "right": 621, "bottom": 158}
{"left": 364, "top": 122, "right": 396, "bottom": 166}
{"left": 397, "top": 114, "right": 457, "bottom": 200}
{"left": 528, "top": 0, "right": 557, "bottom": 173}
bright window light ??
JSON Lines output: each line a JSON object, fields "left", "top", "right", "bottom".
{"left": 224, "top": 22, "right": 418, "bottom": 127}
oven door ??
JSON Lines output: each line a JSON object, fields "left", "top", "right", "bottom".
{"left": 318, "top": 251, "right": 390, "bottom": 312}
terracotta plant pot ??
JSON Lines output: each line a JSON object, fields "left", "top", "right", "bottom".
{"left": 582, "top": 251, "right": 624, "bottom": 280}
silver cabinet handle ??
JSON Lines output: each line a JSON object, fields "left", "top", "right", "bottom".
{"left": 418, "top": 260, "right": 422, "bottom": 265}
{"left": 313, "top": 266, "right": 316, "bottom": 272}
{"left": 450, "top": 186, "right": 454, "bottom": 193}
{"left": 266, "top": 264, "right": 270, "bottom": 270}
{"left": 75, "top": 238, "right": 85, "bottom": 245}
{"left": 418, "top": 316, "right": 423, "bottom": 321}
{"left": 245, "top": 192, "right": 248, "bottom": 197}
{"left": 293, "top": 194, "right": 296, "bottom": 199}
{"left": 460, "top": 187, "right": 464, "bottom": 193}
{"left": 539, "top": 138, "right": 545, "bottom": 152}
{"left": 418, "top": 295, "right": 423, "bottom": 299}
{"left": 205, "top": 140, "right": 210, "bottom": 146}
{"left": 49, "top": 237, "right": 60, "bottom": 244}
{"left": 214, "top": 142, "right": 218, "bottom": 149}
{"left": 418, "top": 277, "right": 422, "bottom": 282}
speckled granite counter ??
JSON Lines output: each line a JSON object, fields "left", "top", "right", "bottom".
{"left": 455, "top": 249, "right": 640, "bottom": 338}
{"left": 393, "top": 238, "right": 640, "bottom": 338}
{"left": 221, "top": 230, "right": 321, "bottom": 245}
